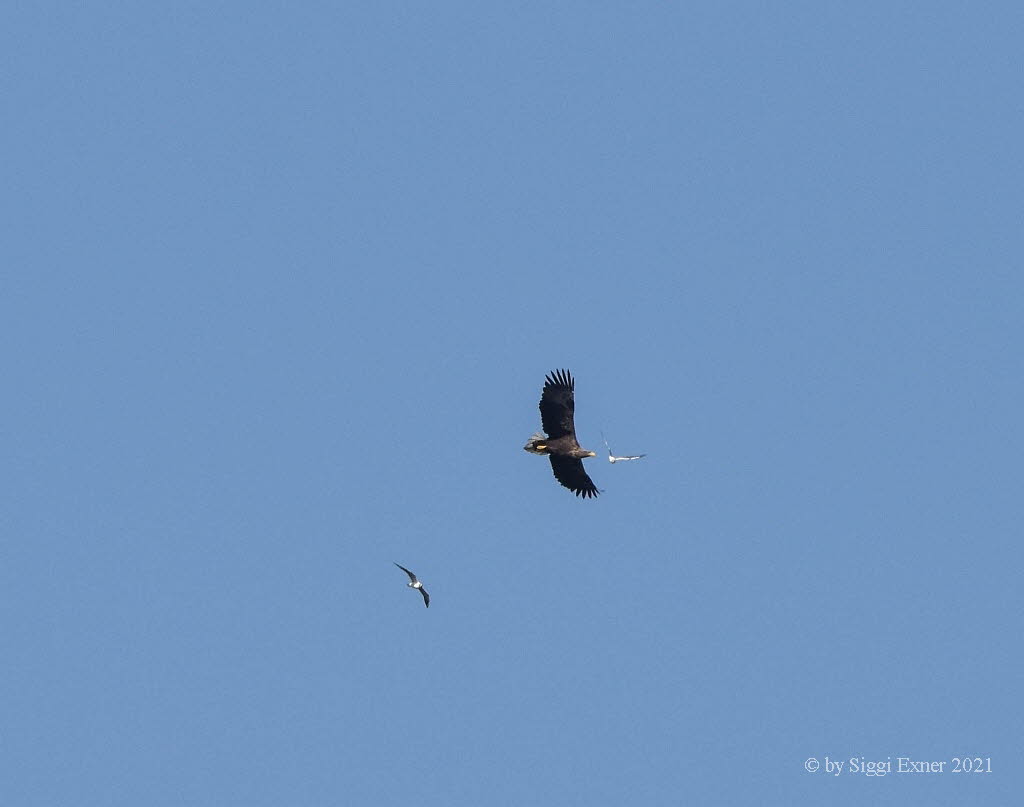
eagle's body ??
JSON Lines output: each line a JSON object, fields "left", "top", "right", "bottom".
{"left": 524, "top": 369, "right": 599, "bottom": 498}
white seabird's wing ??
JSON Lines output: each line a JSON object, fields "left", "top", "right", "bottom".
{"left": 394, "top": 562, "right": 418, "bottom": 583}
{"left": 419, "top": 587, "right": 430, "bottom": 608}
{"left": 602, "top": 430, "right": 646, "bottom": 462}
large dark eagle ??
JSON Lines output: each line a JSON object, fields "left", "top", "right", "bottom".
{"left": 524, "top": 369, "right": 599, "bottom": 498}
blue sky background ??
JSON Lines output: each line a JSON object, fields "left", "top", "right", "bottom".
{"left": 3, "top": 3, "right": 1021, "bottom": 805}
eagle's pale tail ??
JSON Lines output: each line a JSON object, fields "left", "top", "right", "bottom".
{"left": 523, "top": 432, "right": 548, "bottom": 454}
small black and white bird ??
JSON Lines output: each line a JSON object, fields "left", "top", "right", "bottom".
{"left": 601, "top": 431, "right": 647, "bottom": 463}
{"left": 394, "top": 562, "right": 430, "bottom": 608}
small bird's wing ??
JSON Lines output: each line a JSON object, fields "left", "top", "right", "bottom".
{"left": 601, "top": 430, "right": 615, "bottom": 461}
{"left": 539, "top": 369, "right": 576, "bottom": 439}
{"left": 394, "top": 562, "right": 417, "bottom": 583}
{"left": 419, "top": 587, "right": 430, "bottom": 608}
{"left": 549, "top": 455, "right": 599, "bottom": 498}
{"left": 614, "top": 453, "right": 647, "bottom": 461}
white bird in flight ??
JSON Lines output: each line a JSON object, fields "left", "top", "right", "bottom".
{"left": 601, "top": 431, "right": 647, "bottom": 463}
{"left": 394, "top": 562, "right": 430, "bottom": 608}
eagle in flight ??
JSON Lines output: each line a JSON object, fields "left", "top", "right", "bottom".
{"left": 524, "top": 369, "right": 599, "bottom": 498}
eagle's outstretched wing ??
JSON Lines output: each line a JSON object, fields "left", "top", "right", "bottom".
{"left": 539, "top": 369, "right": 576, "bottom": 439}
{"left": 549, "top": 455, "right": 599, "bottom": 498}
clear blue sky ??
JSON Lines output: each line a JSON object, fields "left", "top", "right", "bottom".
{"left": 3, "top": 3, "right": 1020, "bottom": 805}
